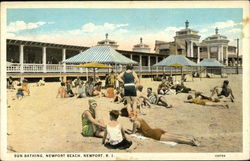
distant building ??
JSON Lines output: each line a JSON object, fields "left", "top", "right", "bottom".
{"left": 154, "top": 20, "right": 241, "bottom": 65}
{"left": 155, "top": 20, "right": 201, "bottom": 62}
{"left": 96, "top": 33, "right": 119, "bottom": 49}
{"left": 132, "top": 37, "right": 151, "bottom": 53}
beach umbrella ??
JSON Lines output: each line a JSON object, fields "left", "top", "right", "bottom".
{"left": 197, "top": 59, "right": 224, "bottom": 78}
{"left": 153, "top": 55, "right": 197, "bottom": 82}
{"left": 75, "top": 62, "right": 112, "bottom": 81}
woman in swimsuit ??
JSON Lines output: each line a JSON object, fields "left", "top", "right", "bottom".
{"left": 81, "top": 99, "right": 106, "bottom": 137}
{"left": 128, "top": 117, "right": 199, "bottom": 146}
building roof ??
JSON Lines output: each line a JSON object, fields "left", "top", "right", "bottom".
{"left": 7, "top": 39, "right": 88, "bottom": 50}
{"left": 63, "top": 46, "right": 138, "bottom": 65}
{"left": 198, "top": 59, "right": 224, "bottom": 67}
{"left": 153, "top": 55, "right": 197, "bottom": 67}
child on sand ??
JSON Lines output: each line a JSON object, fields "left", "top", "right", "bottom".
{"left": 16, "top": 88, "right": 24, "bottom": 100}
{"left": 102, "top": 110, "right": 132, "bottom": 149}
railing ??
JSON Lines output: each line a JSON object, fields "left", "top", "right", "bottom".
{"left": 6, "top": 63, "right": 243, "bottom": 75}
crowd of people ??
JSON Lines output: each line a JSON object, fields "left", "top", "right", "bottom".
{"left": 8, "top": 64, "right": 235, "bottom": 150}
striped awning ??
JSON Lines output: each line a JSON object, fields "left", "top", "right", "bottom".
{"left": 153, "top": 55, "right": 197, "bottom": 67}
{"left": 198, "top": 59, "right": 224, "bottom": 67}
{"left": 63, "top": 46, "right": 138, "bottom": 65}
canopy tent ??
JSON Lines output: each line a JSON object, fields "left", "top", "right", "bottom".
{"left": 75, "top": 62, "right": 112, "bottom": 80}
{"left": 153, "top": 55, "right": 197, "bottom": 67}
{"left": 197, "top": 59, "right": 224, "bottom": 78}
{"left": 63, "top": 46, "right": 138, "bottom": 65}
{"left": 153, "top": 55, "right": 197, "bottom": 82}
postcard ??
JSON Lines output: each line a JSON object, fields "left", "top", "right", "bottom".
{"left": 1, "top": 1, "right": 249, "bottom": 160}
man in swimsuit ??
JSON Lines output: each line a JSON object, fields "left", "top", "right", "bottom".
{"left": 210, "top": 80, "right": 234, "bottom": 102}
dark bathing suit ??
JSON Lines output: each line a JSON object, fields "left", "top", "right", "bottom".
{"left": 123, "top": 72, "right": 136, "bottom": 97}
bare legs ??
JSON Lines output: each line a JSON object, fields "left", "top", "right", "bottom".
{"left": 126, "top": 96, "right": 137, "bottom": 117}
{"left": 204, "top": 101, "right": 229, "bottom": 108}
{"left": 158, "top": 97, "right": 172, "bottom": 108}
{"left": 160, "top": 133, "right": 199, "bottom": 146}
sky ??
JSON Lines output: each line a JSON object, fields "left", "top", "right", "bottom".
{"left": 6, "top": 8, "right": 243, "bottom": 52}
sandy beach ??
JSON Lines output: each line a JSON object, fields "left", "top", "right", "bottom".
{"left": 7, "top": 74, "right": 242, "bottom": 153}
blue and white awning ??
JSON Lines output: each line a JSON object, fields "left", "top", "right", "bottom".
{"left": 153, "top": 55, "right": 197, "bottom": 67}
{"left": 63, "top": 46, "right": 138, "bottom": 65}
{"left": 198, "top": 59, "right": 224, "bottom": 67}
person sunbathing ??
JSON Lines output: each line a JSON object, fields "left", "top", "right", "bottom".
{"left": 185, "top": 95, "right": 229, "bottom": 108}
{"left": 102, "top": 110, "right": 132, "bottom": 149}
{"left": 127, "top": 116, "right": 199, "bottom": 146}
{"left": 210, "top": 80, "right": 235, "bottom": 102}
{"left": 56, "top": 82, "right": 68, "bottom": 98}
{"left": 81, "top": 99, "right": 106, "bottom": 137}
{"left": 145, "top": 87, "right": 173, "bottom": 108}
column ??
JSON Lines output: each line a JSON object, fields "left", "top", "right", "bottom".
{"left": 187, "top": 41, "right": 190, "bottom": 57}
{"left": 62, "top": 48, "right": 66, "bottom": 73}
{"left": 156, "top": 56, "right": 159, "bottom": 72}
{"left": 218, "top": 46, "right": 221, "bottom": 62}
{"left": 148, "top": 56, "right": 151, "bottom": 71}
{"left": 207, "top": 46, "right": 210, "bottom": 59}
{"left": 139, "top": 55, "right": 142, "bottom": 72}
{"left": 197, "top": 46, "right": 200, "bottom": 63}
{"left": 130, "top": 54, "right": 133, "bottom": 60}
{"left": 42, "top": 47, "right": 47, "bottom": 73}
{"left": 221, "top": 45, "right": 224, "bottom": 63}
{"left": 190, "top": 41, "right": 194, "bottom": 57}
{"left": 19, "top": 45, "right": 24, "bottom": 73}
{"left": 225, "top": 46, "right": 228, "bottom": 66}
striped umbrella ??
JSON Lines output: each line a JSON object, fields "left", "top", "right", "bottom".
{"left": 63, "top": 46, "right": 138, "bottom": 65}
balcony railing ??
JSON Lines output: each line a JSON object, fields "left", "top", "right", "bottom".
{"left": 6, "top": 63, "right": 242, "bottom": 74}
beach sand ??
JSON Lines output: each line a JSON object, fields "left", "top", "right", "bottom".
{"left": 7, "top": 74, "right": 242, "bottom": 153}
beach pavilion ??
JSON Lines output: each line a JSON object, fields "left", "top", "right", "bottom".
{"left": 153, "top": 55, "right": 197, "bottom": 81}
{"left": 63, "top": 46, "right": 138, "bottom": 79}
{"left": 197, "top": 59, "right": 224, "bottom": 77}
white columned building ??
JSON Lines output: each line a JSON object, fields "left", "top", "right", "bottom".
{"left": 197, "top": 46, "right": 200, "bottom": 63}
{"left": 174, "top": 20, "right": 201, "bottom": 60}
{"left": 156, "top": 56, "right": 158, "bottom": 72}
{"left": 139, "top": 55, "right": 142, "bottom": 72}
{"left": 202, "top": 28, "right": 229, "bottom": 64}
{"left": 42, "top": 47, "right": 47, "bottom": 73}
{"left": 19, "top": 45, "right": 24, "bottom": 73}
{"left": 62, "top": 48, "right": 66, "bottom": 73}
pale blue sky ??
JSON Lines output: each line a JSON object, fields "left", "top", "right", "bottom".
{"left": 7, "top": 8, "right": 243, "bottom": 50}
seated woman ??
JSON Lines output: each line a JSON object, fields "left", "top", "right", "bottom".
{"left": 185, "top": 95, "right": 229, "bottom": 108}
{"left": 21, "top": 79, "right": 30, "bottom": 96}
{"left": 102, "top": 110, "right": 132, "bottom": 149}
{"left": 76, "top": 83, "right": 86, "bottom": 98}
{"left": 56, "top": 82, "right": 68, "bottom": 98}
{"left": 128, "top": 116, "right": 199, "bottom": 146}
{"left": 81, "top": 99, "right": 106, "bottom": 137}
{"left": 157, "top": 79, "right": 168, "bottom": 95}
{"left": 144, "top": 87, "right": 173, "bottom": 108}
{"left": 92, "top": 82, "right": 103, "bottom": 97}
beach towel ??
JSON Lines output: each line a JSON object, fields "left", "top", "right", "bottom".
{"left": 130, "top": 134, "right": 177, "bottom": 146}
